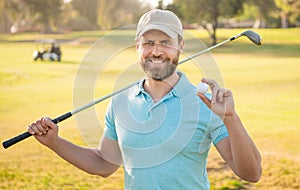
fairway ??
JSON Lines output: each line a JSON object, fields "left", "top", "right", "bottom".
{"left": 0, "top": 28, "right": 299, "bottom": 189}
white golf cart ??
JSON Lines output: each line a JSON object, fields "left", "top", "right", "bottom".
{"left": 33, "top": 39, "right": 62, "bottom": 62}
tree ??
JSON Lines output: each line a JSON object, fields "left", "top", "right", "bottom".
{"left": 0, "top": 0, "right": 26, "bottom": 33}
{"left": 23, "top": 0, "right": 63, "bottom": 33}
{"left": 71, "top": 0, "right": 98, "bottom": 29}
{"left": 0, "top": 0, "right": 12, "bottom": 33}
{"left": 97, "top": 0, "right": 149, "bottom": 30}
{"left": 169, "top": 0, "right": 244, "bottom": 45}
{"left": 241, "top": 0, "right": 277, "bottom": 28}
{"left": 274, "top": 0, "right": 300, "bottom": 28}
{"left": 157, "top": 0, "right": 164, "bottom": 9}
{"left": 247, "top": 0, "right": 300, "bottom": 28}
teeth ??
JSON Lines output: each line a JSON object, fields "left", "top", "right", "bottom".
{"left": 152, "top": 60, "right": 164, "bottom": 64}
{"left": 148, "top": 59, "right": 166, "bottom": 64}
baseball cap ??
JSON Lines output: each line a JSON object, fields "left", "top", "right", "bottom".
{"left": 136, "top": 9, "right": 183, "bottom": 39}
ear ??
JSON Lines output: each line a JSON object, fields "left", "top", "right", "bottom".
{"left": 179, "top": 39, "right": 184, "bottom": 53}
{"left": 136, "top": 40, "right": 143, "bottom": 56}
{"left": 135, "top": 40, "right": 140, "bottom": 51}
{"left": 136, "top": 42, "right": 141, "bottom": 55}
{"left": 136, "top": 39, "right": 141, "bottom": 51}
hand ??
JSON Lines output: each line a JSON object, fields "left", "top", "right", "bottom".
{"left": 197, "top": 78, "right": 235, "bottom": 120}
{"left": 27, "top": 117, "right": 59, "bottom": 147}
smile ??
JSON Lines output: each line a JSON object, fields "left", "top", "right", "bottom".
{"left": 146, "top": 58, "right": 169, "bottom": 64}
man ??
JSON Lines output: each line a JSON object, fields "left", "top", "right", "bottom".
{"left": 28, "top": 9, "right": 261, "bottom": 189}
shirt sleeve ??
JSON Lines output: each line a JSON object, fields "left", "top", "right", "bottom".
{"left": 103, "top": 101, "right": 118, "bottom": 141}
{"left": 212, "top": 123, "right": 229, "bottom": 145}
{"left": 206, "top": 111, "right": 229, "bottom": 146}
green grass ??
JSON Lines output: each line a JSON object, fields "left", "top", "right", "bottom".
{"left": 0, "top": 28, "right": 300, "bottom": 189}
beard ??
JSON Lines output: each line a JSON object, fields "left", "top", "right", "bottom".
{"left": 140, "top": 53, "right": 180, "bottom": 81}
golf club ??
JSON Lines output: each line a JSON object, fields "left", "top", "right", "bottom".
{"left": 2, "top": 30, "right": 262, "bottom": 149}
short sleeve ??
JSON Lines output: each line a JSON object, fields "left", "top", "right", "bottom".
{"left": 212, "top": 123, "right": 228, "bottom": 145}
{"left": 103, "top": 102, "right": 118, "bottom": 141}
{"left": 207, "top": 112, "right": 229, "bottom": 146}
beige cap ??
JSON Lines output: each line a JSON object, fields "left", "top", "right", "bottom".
{"left": 136, "top": 9, "right": 183, "bottom": 39}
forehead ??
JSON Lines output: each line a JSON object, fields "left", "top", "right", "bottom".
{"left": 140, "top": 30, "right": 174, "bottom": 41}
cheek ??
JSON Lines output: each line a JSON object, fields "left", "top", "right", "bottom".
{"left": 138, "top": 49, "right": 150, "bottom": 60}
{"left": 168, "top": 49, "right": 180, "bottom": 59}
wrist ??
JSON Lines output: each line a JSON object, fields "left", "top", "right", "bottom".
{"left": 47, "top": 136, "right": 61, "bottom": 150}
{"left": 224, "top": 111, "right": 239, "bottom": 124}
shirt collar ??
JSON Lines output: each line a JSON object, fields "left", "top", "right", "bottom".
{"left": 134, "top": 71, "right": 191, "bottom": 98}
{"left": 134, "top": 78, "right": 146, "bottom": 97}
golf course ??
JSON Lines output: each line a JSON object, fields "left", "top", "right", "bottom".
{"left": 0, "top": 28, "right": 299, "bottom": 189}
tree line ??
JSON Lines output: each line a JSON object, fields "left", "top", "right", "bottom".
{"left": 166, "top": 0, "right": 299, "bottom": 44}
{"left": 0, "top": 0, "right": 150, "bottom": 33}
{"left": 0, "top": 0, "right": 299, "bottom": 44}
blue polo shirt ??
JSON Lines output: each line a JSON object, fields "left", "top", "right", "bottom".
{"left": 104, "top": 72, "right": 228, "bottom": 190}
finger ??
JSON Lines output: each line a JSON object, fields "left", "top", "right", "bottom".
{"left": 225, "top": 89, "right": 232, "bottom": 97}
{"left": 211, "top": 86, "right": 220, "bottom": 104}
{"left": 43, "top": 117, "right": 57, "bottom": 130}
{"left": 217, "top": 88, "right": 227, "bottom": 103}
{"left": 197, "top": 92, "right": 211, "bottom": 108}
{"left": 202, "top": 78, "right": 220, "bottom": 91}
{"left": 219, "top": 88, "right": 232, "bottom": 101}
{"left": 41, "top": 117, "right": 51, "bottom": 131}
{"left": 27, "top": 125, "right": 35, "bottom": 135}
{"left": 29, "top": 123, "right": 43, "bottom": 135}
{"left": 36, "top": 120, "right": 47, "bottom": 134}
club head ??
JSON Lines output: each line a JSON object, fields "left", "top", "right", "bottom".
{"left": 241, "top": 30, "right": 262, "bottom": 45}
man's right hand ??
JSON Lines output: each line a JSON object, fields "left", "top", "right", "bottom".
{"left": 27, "top": 117, "right": 59, "bottom": 147}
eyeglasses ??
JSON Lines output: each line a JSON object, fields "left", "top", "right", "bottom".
{"left": 139, "top": 40, "right": 178, "bottom": 50}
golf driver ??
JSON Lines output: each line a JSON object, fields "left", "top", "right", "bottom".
{"left": 2, "top": 30, "right": 262, "bottom": 149}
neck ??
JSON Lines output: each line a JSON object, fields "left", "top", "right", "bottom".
{"left": 144, "top": 72, "right": 180, "bottom": 102}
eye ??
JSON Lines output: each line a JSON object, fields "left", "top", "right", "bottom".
{"left": 160, "top": 41, "right": 172, "bottom": 47}
{"left": 142, "top": 41, "right": 155, "bottom": 47}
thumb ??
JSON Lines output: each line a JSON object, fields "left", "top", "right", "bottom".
{"left": 197, "top": 92, "right": 211, "bottom": 109}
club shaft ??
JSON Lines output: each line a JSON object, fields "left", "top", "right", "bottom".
{"left": 178, "top": 39, "right": 231, "bottom": 64}
{"left": 2, "top": 112, "right": 73, "bottom": 149}
{"left": 2, "top": 31, "right": 250, "bottom": 149}
{"left": 71, "top": 82, "right": 137, "bottom": 115}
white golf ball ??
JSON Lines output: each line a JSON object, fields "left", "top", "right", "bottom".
{"left": 197, "top": 82, "right": 209, "bottom": 93}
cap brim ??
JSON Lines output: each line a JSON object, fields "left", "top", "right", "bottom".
{"left": 137, "top": 24, "right": 177, "bottom": 39}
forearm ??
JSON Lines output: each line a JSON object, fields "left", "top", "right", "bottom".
{"left": 48, "top": 137, "right": 119, "bottom": 177}
{"left": 224, "top": 112, "right": 262, "bottom": 182}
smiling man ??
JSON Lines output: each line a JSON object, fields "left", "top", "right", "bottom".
{"left": 28, "top": 9, "right": 262, "bottom": 190}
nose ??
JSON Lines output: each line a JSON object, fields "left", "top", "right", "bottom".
{"left": 151, "top": 44, "right": 163, "bottom": 56}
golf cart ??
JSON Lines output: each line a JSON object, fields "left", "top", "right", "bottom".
{"left": 33, "top": 39, "right": 62, "bottom": 62}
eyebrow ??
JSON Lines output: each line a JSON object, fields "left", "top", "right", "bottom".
{"left": 141, "top": 39, "right": 173, "bottom": 43}
{"left": 161, "top": 39, "right": 172, "bottom": 43}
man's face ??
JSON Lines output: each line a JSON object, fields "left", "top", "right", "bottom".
{"left": 136, "top": 30, "right": 184, "bottom": 81}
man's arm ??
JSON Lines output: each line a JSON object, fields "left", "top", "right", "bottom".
{"left": 197, "top": 78, "right": 262, "bottom": 182}
{"left": 215, "top": 113, "right": 262, "bottom": 182}
{"left": 28, "top": 117, "right": 121, "bottom": 177}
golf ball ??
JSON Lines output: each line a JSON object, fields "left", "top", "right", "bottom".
{"left": 197, "top": 82, "right": 209, "bottom": 93}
